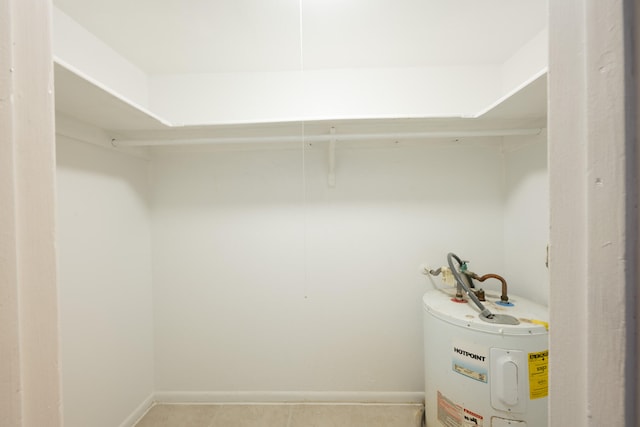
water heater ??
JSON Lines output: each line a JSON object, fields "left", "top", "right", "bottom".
{"left": 423, "top": 287, "right": 548, "bottom": 426}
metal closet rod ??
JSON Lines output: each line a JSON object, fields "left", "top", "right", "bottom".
{"left": 112, "top": 128, "right": 543, "bottom": 147}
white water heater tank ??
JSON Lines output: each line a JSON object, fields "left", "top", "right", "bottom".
{"left": 423, "top": 288, "right": 548, "bottom": 426}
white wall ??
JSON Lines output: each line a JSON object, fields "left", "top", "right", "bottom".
{"left": 54, "top": 131, "right": 549, "bottom": 407}
{"left": 502, "top": 133, "right": 549, "bottom": 305}
{"left": 56, "top": 137, "right": 154, "bottom": 427}
{"left": 150, "top": 139, "right": 506, "bottom": 399}
{"left": 50, "top": 5, "right": 546, "bottom": 126}
{"left": 53, "top": 7, "right": 150, "bottom": 109}
{"left": 549, "top": 0, "right": 637, "bottom": 424}
{"left": 500, "top": 28, "right": 548, "bottom": 95}
{"left": 148, "top": 66, "right": 501, "bottom": 125}
{"left": 1, "top": 0, "right": 62, "bottom": 424}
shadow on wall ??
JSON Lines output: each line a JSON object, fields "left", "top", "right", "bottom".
{"left": 56, "top": 136, "right": 151, "bottom": 205}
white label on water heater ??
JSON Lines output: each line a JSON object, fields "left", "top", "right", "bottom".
{"left": 452, "top": 340, "right": 489, "bottom": 383}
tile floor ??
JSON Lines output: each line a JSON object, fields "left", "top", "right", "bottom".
{"left": 134, "top": 403, "right": 425, "bottom": 427}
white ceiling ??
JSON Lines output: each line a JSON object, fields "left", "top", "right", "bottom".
{"left": 52, "top": 0, "right": 547, "bottom": 74}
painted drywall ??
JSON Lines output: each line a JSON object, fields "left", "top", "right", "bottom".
{"left": 549, "top": 0, "right": 637, "bottom": 424}
{"left": 148, "top": 66, "right": 501, "bottom": 125}
{"left": 500, "top": 28, "right": 548, "bottom": 95}
{"left": 0, "top": 0, "right": 62, "bottom": 425}
{"left": 52, "top": 0, "right": 547, "bottom": 75}
{"left": 502, "top": 133, "right": 549, "bottom": 305}
{"left": 56, "top": 137, "right": 154, "bottom": 427}
{"left": 51, "top": 3, "right": 546, "bottom": 126}
{"left": 150, "top": 139, "right": 506, "bottom": 398}
{"left": 52, "top": 7, "right": 150, "bottom": 108}
{"left": 147, "top": 29, "right": 547, "bottom": 126}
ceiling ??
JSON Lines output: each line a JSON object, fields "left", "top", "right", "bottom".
{"left": 52, "top": 0, "right": 547, "bottom": 75}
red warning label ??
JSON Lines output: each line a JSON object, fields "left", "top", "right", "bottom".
{"left": 437, "top": 391, "right": 484, "bottom": 427}
{"left": 463, "top": 408, "right": 483, "bottom": 426}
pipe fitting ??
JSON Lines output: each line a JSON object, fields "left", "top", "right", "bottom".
{"left": 470, "top": 273, "right": 509, "bottom": 302}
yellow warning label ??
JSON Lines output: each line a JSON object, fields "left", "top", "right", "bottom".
{"left": 528, "top": 350, "right": 548, "bottom": 399}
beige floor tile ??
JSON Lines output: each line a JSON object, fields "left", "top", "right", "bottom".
{"left": 135, "top": 403, "right": 424, "bottom": 427}
{"left": 288, "top": 404, "right": 424, "bottom": 427}
{"left": 208, "top": 404, "right": 291, "bottom": 427}
{"left": 134, "top": 404, "right": 219, "bottom": 427}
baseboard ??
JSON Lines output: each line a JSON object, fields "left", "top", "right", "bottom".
{"left": 118, "top": 393, "right": 155, "bottom": 427}
{"left": 153, "top": 390, "right": 424, "bottom": 405}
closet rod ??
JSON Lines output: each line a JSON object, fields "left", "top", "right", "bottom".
{"left": 113, "top": 128, "right": 543, "bottom": 147}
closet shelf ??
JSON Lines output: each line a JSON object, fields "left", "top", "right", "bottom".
{"left": 54, "top": 62, "right": 547, "bottom": 147}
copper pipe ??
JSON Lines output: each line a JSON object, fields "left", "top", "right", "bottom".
{"left": 471, "top": 273, "right": 509, "bottom": 302}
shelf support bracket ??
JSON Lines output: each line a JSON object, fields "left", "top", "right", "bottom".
{"left": 328, "top": 127, "right": 336, "bottom": 188}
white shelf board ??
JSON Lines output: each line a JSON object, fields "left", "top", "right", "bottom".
{"left": 480, "top": 71, "right": 548, "bottom": 119}
{"left": 54, "top": 61, "right": 547, "bottom": 144}
{"left": 54, "top": 62, "right": 170, "bottom": 131}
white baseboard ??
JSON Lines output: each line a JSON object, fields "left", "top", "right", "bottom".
{"left": 118, "top": 393, "right": 155, "bottom": 427}
{"left": 153, "top": 391, "right": 424, "bottom": 405}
